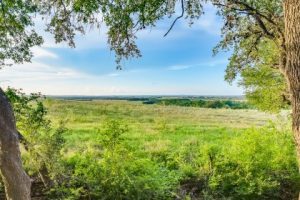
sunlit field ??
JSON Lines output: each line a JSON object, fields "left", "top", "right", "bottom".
{"left": 41, "top": 99, "right": 299, "bottom": 200}
{"left": 46, "top": 99, "right": 274, "bottom": 150}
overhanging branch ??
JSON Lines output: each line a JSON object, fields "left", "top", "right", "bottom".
{"left": 164, "top": 0, "right": 184, "bottom": 37}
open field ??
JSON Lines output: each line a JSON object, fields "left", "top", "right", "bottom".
{"left": 46, "top": 99, "right": 274, "bottom": 151}
{"left": 39, "top": 99, "right": 300, "bottom": 200}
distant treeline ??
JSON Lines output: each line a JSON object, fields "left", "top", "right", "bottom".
{"left": 48, "top": 96, "right": 251, "bottom": 109}
{"left": 50, "top": 95, "right": 245, "bottom": 101}
{"left": 141, "top": 98, "right": 253, "bottom": 109}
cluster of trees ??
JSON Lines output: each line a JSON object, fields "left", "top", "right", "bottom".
{"left": 144, "top": 98, "right": 252, "bottom": 109}
{"left": 0, "top": 0, "right": 300, "bottom": 199}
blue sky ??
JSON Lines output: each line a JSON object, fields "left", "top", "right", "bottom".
{"left": 0, "top": 4, "right": 243, "bottom": 96}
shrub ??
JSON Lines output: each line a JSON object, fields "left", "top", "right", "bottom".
{"left": 208, "top": 126, "right": 300, "bottom": 199}
{"left": 168, "top": 123, "right": 299, "bottom": 200}
{"left": 52, "top": 119, "right": 180, "bottom": 200}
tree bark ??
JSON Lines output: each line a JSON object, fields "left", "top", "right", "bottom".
{"left": 283, "top": 3, "right": 300, "bottom": 200}
{"left": 0, "top": 88, "right": 31, "bottom": 200}
{"left": 283, "top": 0, "right": 300, "bottom": 198}
{"left": 284, "top": 0, "right": 300, "bottom": 156}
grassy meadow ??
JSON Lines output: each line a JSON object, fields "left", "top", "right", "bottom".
{"left": 39, "top": 99, "right": 300, "bottom": 199}
{"left": 46, "top": 99, "right": 272, "bottom": 152}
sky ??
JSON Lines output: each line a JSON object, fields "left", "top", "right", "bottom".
{"left": 0, "top": 4, "right": 243, "bottom": 96}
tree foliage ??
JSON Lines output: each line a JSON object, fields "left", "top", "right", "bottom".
{"left": 5, "top": 88, "right": 66, "bottom": 183}
{"left": 212, "top": 0, "right": 287, "bottom": 112}
{"left": 0, "top": 0, "right": 43, "bottom": 66}
{"left": 237, "top": 40, "right": 289, "bottom": 112}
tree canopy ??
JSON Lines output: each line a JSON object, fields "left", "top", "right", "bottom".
{"left": 212, "top": 0, "right": 287, "bottom": 112}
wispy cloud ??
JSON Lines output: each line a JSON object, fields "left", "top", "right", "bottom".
{"left": 0, "top": 61, "right": 89, "bottom": 82}
{"left": 167, "top": 65, "right": 194, "bottom": 71}
{"left": 167, "top": 59, "right": 228, "bottom": 71}
{"left": 32, "top": 47, "right": 58, "bottom": 59}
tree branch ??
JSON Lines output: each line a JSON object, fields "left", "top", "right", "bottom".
{"left": 164, "top": 0, "right": 184, "bottom": 37}
{"left": 213, "top": 1, "right": 276, "bottom": 38}
{"left": 253, "top": 14, "right": 274, "bottom": 37}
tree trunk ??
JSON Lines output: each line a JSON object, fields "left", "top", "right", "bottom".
{"left": 283, "top": 2, "right": 300, "bottom": 199}
{"left": 0, "top": 88, "right": 31, "bottom": 200}
{"left": 283, "top": 0, "right": 300, "bottom": 198}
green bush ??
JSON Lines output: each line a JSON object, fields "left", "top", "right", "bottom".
{"left": 172, "top": 124, "right": 300, "bottom": 200}
{"left": 52, "top": 119, "right": 180, "bottom": 200}
{"left": 209, "top": 125, "right": 300, "bottom": 199}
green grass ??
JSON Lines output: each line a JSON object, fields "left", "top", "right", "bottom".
{"left": 44, "top": 99, "right": 299, "bottom": 200}
{"left": 46, "top": 99, "right": 273, "bottom": 153}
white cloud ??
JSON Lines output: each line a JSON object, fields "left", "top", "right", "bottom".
{"left": 32, "top": 47, "right": 58, "bottom": 59}
{"left": 0, "top": 61, "right": 89, "bottom": 82}
{"left": 0, "top": 61, "right": 242, "bottom": 95}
